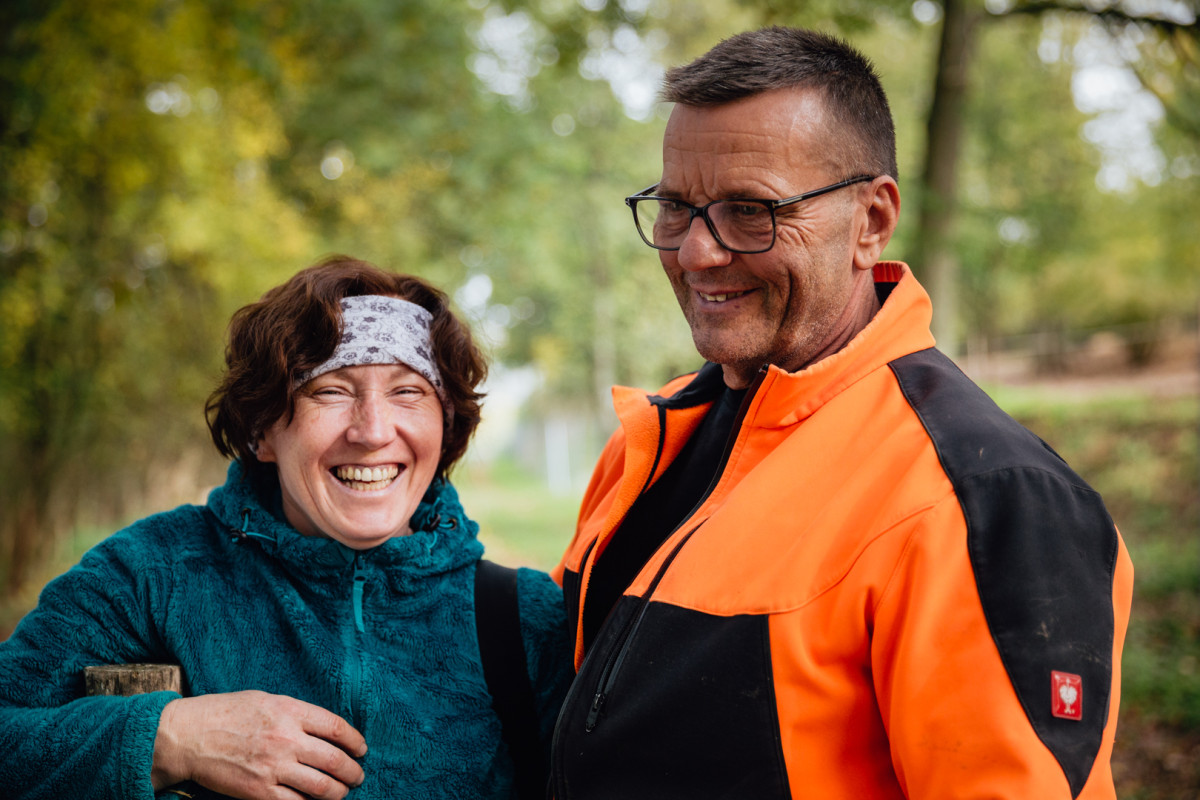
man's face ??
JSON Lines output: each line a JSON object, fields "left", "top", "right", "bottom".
{"left": 658, "top": 87, "right": 877, "bottom": 388}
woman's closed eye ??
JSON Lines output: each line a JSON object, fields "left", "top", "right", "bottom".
{"left": 389, "top": 385, "right": 433, "bottom": 402}
{"left": 310, "top": 385, "right": 353, "bottom": 399}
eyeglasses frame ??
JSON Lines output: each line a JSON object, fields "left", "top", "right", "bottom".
{"left": 624, "top": 174, "right": 878, "bottom": 254}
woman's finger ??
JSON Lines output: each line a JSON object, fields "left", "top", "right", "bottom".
{"left": 297, "top": 701, "right": 368, "bottom": 758}
{"left": 296, "top": 735, "right": 366, "bottom": 790}
{"left": 278, "top": 761, "right": 360, "bottom": 800}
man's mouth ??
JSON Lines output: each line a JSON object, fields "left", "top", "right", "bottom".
{"left": 697, "top": 289, "right": 749, "bottom": 303}
{"left": 333, "top": 464, "right": 401, "bottom": 491}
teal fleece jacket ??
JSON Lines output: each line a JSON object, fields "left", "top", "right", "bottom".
{"left": 0, "top": 461, "right": 572, "bottom": 799}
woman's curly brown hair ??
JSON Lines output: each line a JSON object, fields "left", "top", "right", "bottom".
{"left": 206, "top": 255, "right": 487, "bottom": 480}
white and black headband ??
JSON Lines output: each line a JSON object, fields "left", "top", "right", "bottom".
{"left": 295, "top": 295, "right": 452, "bottom": 424}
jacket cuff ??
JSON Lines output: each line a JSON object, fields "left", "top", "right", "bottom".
{"left": 121, "top": 690, "right": 184, "bottom": 800}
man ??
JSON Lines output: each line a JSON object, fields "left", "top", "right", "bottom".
{"left": 550, "top": 26, "right": 1133, "bottom": 799}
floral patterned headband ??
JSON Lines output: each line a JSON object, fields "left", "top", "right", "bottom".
{"left": 296, "top": 295, "right": 452, "bottom": 424}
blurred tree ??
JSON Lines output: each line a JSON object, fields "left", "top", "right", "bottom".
{"left": 0, "top": 0, "right": 324, "bottom": 594}
{"left": 915, "top": 0, "right": 1198, "bottom": 354}
{"left": 0, "top": 0, "right": 730, "bottom": 597}
{"left": 910, "top": 0, "right": 982, "bottom": 355}
{"left": 2, "top": 0, "right": 1196, "bottom": 601}
{"left": 968, "top": 1, "right": 1199, "bottom": 361}
{"left": 1004, "top": 1, "right": 1199, "bottom": 141}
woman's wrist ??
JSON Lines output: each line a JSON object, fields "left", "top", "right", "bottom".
{"left": 150, "top": 697, "right": 187, "bottom": 790}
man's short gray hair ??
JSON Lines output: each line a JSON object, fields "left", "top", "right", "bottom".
{"left": 662, "top": 26, "right": 898, "bottom": 180}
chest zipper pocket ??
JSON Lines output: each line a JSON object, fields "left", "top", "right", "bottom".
{"left": 584, "top": 524, "right": 701, "bottom": 732}
{"left": 584, "top": 368, "right": 764, "bottom": 733}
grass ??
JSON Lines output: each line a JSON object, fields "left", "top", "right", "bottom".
{"left": 453, "top": 457, "right": 582, "bottom": 572}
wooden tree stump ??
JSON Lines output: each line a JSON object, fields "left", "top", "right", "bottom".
{"left": 84, "top": 664, "right": 182, "bottom": 696}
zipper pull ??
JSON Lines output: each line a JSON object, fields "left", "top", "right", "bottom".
{"left": 585, "top": 690, "right": 606, "bottom": 732}
{"left": 352, "top": 556, "right": 367, "bottom": 633}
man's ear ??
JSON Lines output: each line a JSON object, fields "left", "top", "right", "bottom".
{"left": 852, "top": 176, "right": 900, "bottom": 271}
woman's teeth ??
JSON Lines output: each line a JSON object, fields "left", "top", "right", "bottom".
{"left": 335, "top": 465, "right": 400, "bottom": 490}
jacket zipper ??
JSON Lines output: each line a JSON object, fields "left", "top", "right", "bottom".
{"left": 225, "top": 507, "right": 370, "bottom": 730}
{"left": 580, "top": 366, "right": 768, "bottom": 734}
{"left": 347, "top": 554, "right": 367, "bottom": 728}
{"left": 352, "top": 555, "right": 367, "bottom": 634}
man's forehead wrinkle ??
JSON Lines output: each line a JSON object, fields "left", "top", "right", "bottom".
{"left": 662, "top": 136, "right": 793, "bottom": 201}
{"left": 661, "top": 158, "right": 780, "bottom": 203}
{"left": 659, "top": 87, "right": 838, "bottom": 202}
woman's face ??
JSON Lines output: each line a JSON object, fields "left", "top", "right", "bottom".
{"left": 256, "top": 363, "right": 444, "bottom": 549}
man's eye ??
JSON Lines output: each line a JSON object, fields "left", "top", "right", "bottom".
{"left": 726, "top": 202, "right": 767, "bottom": 219}
{"left": 657, "top": 199, "right": 690, "bottom": 217}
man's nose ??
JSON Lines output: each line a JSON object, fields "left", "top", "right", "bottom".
{"left": 676, "top": 215, "right": 733, "bottom": 271}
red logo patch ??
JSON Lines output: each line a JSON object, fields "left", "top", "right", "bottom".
{"left": 1051, "top": 671, "right": 1083, "bottom": 721}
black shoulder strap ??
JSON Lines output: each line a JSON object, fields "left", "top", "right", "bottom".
{"left": 474, "top": 559, "right": 548, "bottom": 800}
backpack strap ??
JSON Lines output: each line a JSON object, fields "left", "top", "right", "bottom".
{"left": 474, "top": 559, "right": 548, "bottom": 800}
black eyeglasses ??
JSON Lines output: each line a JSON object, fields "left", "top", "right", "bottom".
{"left": 624, "top": 175, "right": 877, "bottom": 254}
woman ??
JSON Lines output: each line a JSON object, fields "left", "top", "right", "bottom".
{"left": 0, "top": 256, "right": 572, "bottom": 800}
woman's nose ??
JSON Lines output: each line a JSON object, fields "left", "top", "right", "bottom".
{"left": 346, "top": 394, "right": 393, "bottom": 448}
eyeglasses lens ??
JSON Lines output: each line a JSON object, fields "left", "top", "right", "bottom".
{"left": 634, "top": 199, "right": 775, "bottom": 253}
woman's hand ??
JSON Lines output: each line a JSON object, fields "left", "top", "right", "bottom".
{"left": 151, "top": 690, "right": 367, "bottom": 800}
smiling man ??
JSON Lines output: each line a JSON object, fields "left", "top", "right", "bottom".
{"left": 551, "top": 27, "right": 1133, "bottom": 799}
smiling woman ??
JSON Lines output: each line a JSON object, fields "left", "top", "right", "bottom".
{"left": 214, "top": 283, "right": 462, "bottom": 550}
{"left": 258, "top": 363, "right": 446, "bottom": 547}
{"left": 0, "top": 256, "right": 573, "bottom": 800}
{"left": 207, "top": 260, "right": 484, "bottom": 481}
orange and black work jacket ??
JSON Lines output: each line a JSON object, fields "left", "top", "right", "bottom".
{"left": 551, "top": 262, "right": 1134, "bottom": 799}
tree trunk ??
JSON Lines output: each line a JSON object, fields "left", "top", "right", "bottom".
{"left": 914, "top": 0, "right": 981, "bottom": 358}
{"left": 85, "top": 664, "right": 183, "bottom": 696}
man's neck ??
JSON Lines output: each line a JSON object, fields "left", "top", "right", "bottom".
{"left": 799, "top": 282, "right": 882, "bottom": 369}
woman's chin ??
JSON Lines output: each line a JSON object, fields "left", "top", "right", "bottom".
{"left": 320, "top": 519, "right": 411, "bottom": 549}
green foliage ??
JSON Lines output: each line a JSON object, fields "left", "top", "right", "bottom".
{"left": 2, "top": 0, "right": 1196, "bottom": 597}
{"left": 0, "top": 0, "right": 327, "bottom": 590}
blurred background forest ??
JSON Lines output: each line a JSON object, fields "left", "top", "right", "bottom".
{"left": 1, "top": 0, "right": 1198, "bottom": 796}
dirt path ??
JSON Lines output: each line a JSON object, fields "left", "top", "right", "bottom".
{"left": 965, "top": 349, "right": 1199, "bottom": 402}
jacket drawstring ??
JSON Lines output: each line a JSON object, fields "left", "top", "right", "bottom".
{"left": 424, "top": 511, "right": 460, "bottom": 555}
{"left": 231, "top": 509, "right": 277, "bottom": 546}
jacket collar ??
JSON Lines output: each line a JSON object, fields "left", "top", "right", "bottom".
{"left": 205, "top": 460, "right": 483, "bottom": 584}
{"left": 747, "top": 262, "right": 934, "bottom": 428}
